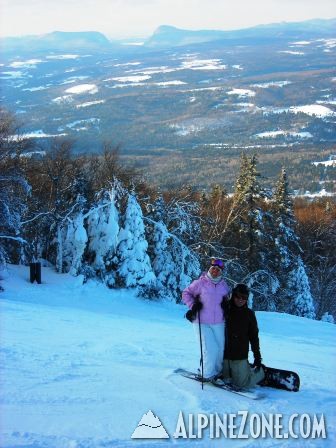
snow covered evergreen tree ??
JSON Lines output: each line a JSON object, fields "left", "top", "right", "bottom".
{"left": 288, "top": 256, "right": 316, "bottom": 319}
{"left": 231, "top": 154, "right": 267, "bottom": 269}
{"left": 117, "top": 193, "right": 156, "bottom": 289}
{"left": 0, "top": 109, "right": 31, "bottom": 274}
{"left": 271, "top": 168, "right": 302, "bottom": 312}
{"left": 150, "top": 220, "right": 200, "bottom": 301}
{"left": 199, "top": 183, "right": 228, "bottom": 261}
{"left": 273, "top": 168, "right": 300, "bottom": 268}
{"left": 150, "top": 195, "right": 167, "bottom": 223}
{"left": 86, "top": 188, "right": 120, "bottom": 286}
{"left": 151, "top": 221, "right": 177, "bottom": 299}
{"left": 63, "top": 211, "right": 88, "bottom": 276}
{"left": 164, "top": 191, "right": 201, "bottom": 247}
{"left": 228, "top": 154, "right": 274, "bottom": 309}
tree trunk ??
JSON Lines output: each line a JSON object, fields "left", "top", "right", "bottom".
{"left": 56, "top": 223, "right": 63, "bottom": 273}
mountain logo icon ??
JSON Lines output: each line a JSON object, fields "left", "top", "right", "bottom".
{"left": 131, "top": 410, "right": 169, "bottom": 439}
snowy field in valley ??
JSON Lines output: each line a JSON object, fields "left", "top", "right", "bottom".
{"left": 1, "top": 265, "right": 335, "bottom": 447}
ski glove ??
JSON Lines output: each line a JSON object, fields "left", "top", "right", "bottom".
{"left": 185, "top": 309, "right": 196, "bottom": 322}
{"left": 192, "top": 301, "right": 203, "bottom": 313}
{"left": 185, "top": 301, "right": 203, "bottom": 322}
{"left": 252, "top": 356, "right": 262, "bottom": 371}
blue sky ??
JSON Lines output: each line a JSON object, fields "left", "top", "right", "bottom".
{"left": 1, "top": 0, "right": 335, "bottom": 38}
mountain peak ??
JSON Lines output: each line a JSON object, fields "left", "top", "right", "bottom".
{"left": 1, "top": 30, "right": 114, "bottom": 54}
{"left": 145, "top": 18, "right": 336, "bottom": 48}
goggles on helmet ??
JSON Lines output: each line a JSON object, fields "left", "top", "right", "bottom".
{"left": 210, "top": 258, "right": 224, "bottom": 269}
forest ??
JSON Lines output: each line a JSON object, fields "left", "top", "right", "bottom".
{"left": 1, "top": 108, "right": 335, "bottom": 322}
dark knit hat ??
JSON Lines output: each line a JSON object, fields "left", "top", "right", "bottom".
{"left": 232, "top": 283, "right": 249, "bottom": 297}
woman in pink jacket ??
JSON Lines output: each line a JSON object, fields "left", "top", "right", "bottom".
{"left": 182, "top": 258, "right": 230, "bottom": 380}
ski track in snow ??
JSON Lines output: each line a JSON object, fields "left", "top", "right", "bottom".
{"left": 1, "top": 265, "right": 335, "bottom": 447}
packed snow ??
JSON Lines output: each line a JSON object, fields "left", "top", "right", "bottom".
{"left": 76, "top": 100, "right": 106, "bottom": 108}
{"left": 317, "top": 39, "right": 336, "bottom": 49}
{"left": 317, "top": 99, "right": 336, "bottom": 106}
{"left": 1, "top": 265, "right": 335, "bottom": 447}
{"left": 254, "top": 131, "right": 312, "bottom": 139}
{"left": 122, "top": 42, "right": 145, "bottom": 46}
{"left": 155, "top": 80, "right": 187, "bottom": 87}
{"left": 261, "top": 105, "right": 336, "bottom": 118}
{"left": 228, "top": 89, "right": 256, "bottom": 98}
{"left": 113, "top": 62, "right": 142, "bottom": 67}
{"left": 22, "top": 85, "right": 50, "bottom": 92}
{"left": 107, "top": 75, "right": 151, "bottom": 83}
{"left": 9, "top": 59, "right": 44, "bottom": 68}
{"left": 130, "top": 67, "right": 178, "bottom": 75}
{"left": 312, "top": 158, "right": 336, "bottom": 167}
{"left": 251, "top": 81, "right": 291, "bottom": 88}
{"left": 301, "top": 188, "right": 335, "bottom": 198}
{"left": 279, "top": 51, "right": 305, "bottom": 55}
{"left": 65, "top": 118, "right": 100, "bottom": 131}
{"left": 9, "top": 130, "right": 67, "bottom": 140}
{"left": 110, "top": 82, "right": 147, "bottom": 89}
{"left": 290, "top": 41, "right": 312, "bottom": 46}
{"left": 52, "top": 95, "right": 74, "bottom": 104}
{"left": 46, "top": 55, "right": 81, "bottom": 60}
{"left": 65, "top": 84, "right": 98, "bottom": 95}
{"left": 181, "top": 59, "right": 227, "bottom": 71}
{"left": 183, "top": 86, "right": 222, "bottom": 92}
{"left": 0, "top": 71, "right": 25, "bottom": 79}
{"left": 60, "top": 76, "right": 90, "bottom": 85}
{"left": 290, "top": 105, "right": 336, "bottom": 118}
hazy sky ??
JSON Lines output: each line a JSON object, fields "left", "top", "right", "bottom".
{"left": 1, "top": 0, "right": 335, "bottom": 39}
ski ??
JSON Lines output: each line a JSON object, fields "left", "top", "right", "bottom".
{"left": 174, "top": 368, "right": 265, "bottom": 400}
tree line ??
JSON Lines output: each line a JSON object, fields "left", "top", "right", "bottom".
{"left": 1, "top": 108, "right": 335, "bottom": 322}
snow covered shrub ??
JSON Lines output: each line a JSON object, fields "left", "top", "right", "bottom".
{"left": 321, "top": 312, "right": 335, "bottom": 324}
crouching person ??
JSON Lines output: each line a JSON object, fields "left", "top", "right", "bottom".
{"left": 223, "top": 283, "right": 265, "bottom": 389}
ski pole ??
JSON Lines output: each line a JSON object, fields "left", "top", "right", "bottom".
{"left": 198, "top": 310, "right": 204, "bottom": 390}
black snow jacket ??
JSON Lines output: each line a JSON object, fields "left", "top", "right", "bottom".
{"left": 224, "top": 300, "right": 262, "bottom": 361}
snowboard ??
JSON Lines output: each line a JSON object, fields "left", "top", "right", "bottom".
{"left": 258, "top": 365, "right": 300, "bottom": 392}
{"left": 174, "top": 368, "right": 265, "bottom": 400}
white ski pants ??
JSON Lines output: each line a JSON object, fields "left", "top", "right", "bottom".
{"left": 193, "top": 322, "right": 225, "bottom": 379}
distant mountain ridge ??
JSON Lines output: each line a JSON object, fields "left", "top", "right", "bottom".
{"left": 1, "top": 31, "right": 115, "bottom": 54}
{"left": 145, "top": 18, "right": 336, "bottom": 47}
{"left": 1, "top": 18, "right": 336, "bottom": 54}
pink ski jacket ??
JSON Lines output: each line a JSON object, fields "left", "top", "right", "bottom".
{"left": 182, "top": 273, "right": 230, "bottom": 324}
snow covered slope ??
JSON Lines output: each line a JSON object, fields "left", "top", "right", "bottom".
{"left": 1, "top": 265, "right": 335, "bottom": 447}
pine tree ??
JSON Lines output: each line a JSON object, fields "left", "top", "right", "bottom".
{"left": 226, "top": 154, "right": 276, "bottom": 309}
{"left": 271, "top": 168, "right": 302, "bottom": 312}
{"left": 0, "top": 109, "right": 31, "bottom": 273}
{"left": 117, "top": 193, "right": 156, "bottom": 288}
{"left": 151, "top": 221, "right": 177, "bottom": 299}
{"left": 199, "top": 184, "right": 228, "bottom": 260}
{"left": 63, "top": 211, "right": 88, "bottom": 276}
{"left": 150, "top": 220, "right": 201, "bottom": 301}
{"left": 288, "top": 256, "right": 316, "bottom": 319}
{"left": 231, "top": 154, "right": 267, "bottom": 269}
{"left": 165, "top": 191, "right": 201, "bottom": 247}
{"left": 273, "top": 168, "right": 300, "bottom": 268}
{"left": 86, "top": 188, "right": 120, "bottom": 286}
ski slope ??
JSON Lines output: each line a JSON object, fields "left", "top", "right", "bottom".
{"left": 1, "top": 265, "right": 335, "bottom": 447}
